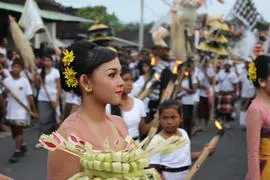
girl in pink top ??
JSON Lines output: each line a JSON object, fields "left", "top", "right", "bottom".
{"left": 246, "top": 55, "right": 270, "bottom": 180}
{"left": 47, "top": 41, "right": 128, "bottom": 180}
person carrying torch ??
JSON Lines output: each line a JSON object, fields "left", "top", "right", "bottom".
{"left": 148, "top": 100, "right": 216, "bottom": 180}
{"left": 139, "top": 45, "right": 173, "bottom": 121}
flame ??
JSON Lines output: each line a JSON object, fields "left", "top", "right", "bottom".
{"left": 172, "top": 60, "right": 183, "bottom": 74}
{"left": 153, "top": 72, "right": 161, "bottom": 81}
{"left": 184, "top": 71, "right": 189, "bottom": 77}
{"left": 214, "top": 120, "right": 223, "bottom": 130}
{"left": 176, "top": 60, "right": 183, "bottom": 65}
{"left": 150, "top": 56, "right": 156, "bottom": 66}
{"left": 173, "top": 65, "right": 178, "bottom": 74}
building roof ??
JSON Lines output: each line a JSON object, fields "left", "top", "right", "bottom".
{"left": 0, "top": 1, "right": 93, "bottom": 23}
{"left": 112, "top": 37, "right": 139, "bottom": 47}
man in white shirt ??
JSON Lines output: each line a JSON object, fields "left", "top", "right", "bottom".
{"left": 197, "top": 62, "right": 215, "bottom": 130}
{"left": 215, "top": 60, "right": 238, "bottom": 128}
{"left": 0, "top": 37, "right": 8, "bottom": 59}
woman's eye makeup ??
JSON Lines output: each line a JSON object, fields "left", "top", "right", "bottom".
{"left": 108, "top": 72, "right": 116, "bottom": 78}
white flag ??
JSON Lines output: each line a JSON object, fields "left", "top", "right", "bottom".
{"left": 19, "top": 0, "right": 45, "bottom": 40}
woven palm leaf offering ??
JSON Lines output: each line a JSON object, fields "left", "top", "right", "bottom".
{"left": 197, "top": 20, "right": 230, "bottom": 57}
{"left": 39, "top": 129, "right": 187, "bottom": 180}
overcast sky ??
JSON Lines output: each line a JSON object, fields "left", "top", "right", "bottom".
{"left": 55, "top": 0, "right": 270, "bottom": 23}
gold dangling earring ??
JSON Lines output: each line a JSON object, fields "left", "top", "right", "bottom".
{"left": 85, "top": 86, "right": 93, "bottom": 93}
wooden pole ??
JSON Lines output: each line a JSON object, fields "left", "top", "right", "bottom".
{"left": 138, "top": 86, "right": 154, "bottom": 101}
{"left": 160, "top": 80, "right": 175, "bottom": 102}
{"left": 185, "top": 130, "right": 224, "bottom": 180}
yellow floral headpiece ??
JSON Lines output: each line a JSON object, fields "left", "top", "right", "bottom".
{"left": 248, "top": 62, "right": 257, "bottom": 81}
{"left": 62, "top": 49, "right": 78, "bottom": 88}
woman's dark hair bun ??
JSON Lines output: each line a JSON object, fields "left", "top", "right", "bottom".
{"left": 253, "top": 55, "right": 270, "bottom": 88}
{"left": 60, "top": 40, "right": 117, "bottom": 96}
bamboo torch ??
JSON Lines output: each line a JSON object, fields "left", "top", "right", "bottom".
{"left": 138, "top": 72, "right": 161, "bottom": 100}
{"left": 160, "top": 60, "right": 183, "bottom": 102}
{"left": 172, "top": 63, "right": 190, "bottom": 99}
{"left": 185, "top": 120, "right": 225, "bottom": 180}
{"left": 137, "top": 54, "right": 156, "bottom": 99}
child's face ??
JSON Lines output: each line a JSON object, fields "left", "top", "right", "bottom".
{"left": 160, "top": 107, "right": 182, "bottom": 134}
{"left": 11, "top": 64, "right": 22, "bottom": 76}
{"left": 142, "top": 63, "right": 150, "bottom": 74}
{"left": 0, "top": 57, "right": 5, "bottom": 64}
{"left": 43, "top": 57, "right": 53, "bottom": 68}
{"left": 122, "top": 73, "right": 133, "bottom": 95}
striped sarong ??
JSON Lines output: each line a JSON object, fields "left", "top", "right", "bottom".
{"left": 217, "top": 94, "right": 235, "bottom": 114}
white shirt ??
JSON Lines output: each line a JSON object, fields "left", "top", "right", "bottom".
{"left": 38, "top": 68, "right": 60, "bottom": 102}
{"left": 148, "top": 128, "right": 191, "bottom": 180}
{"left": 239, "top": 69, "right": 256, "bottom": 98}
{"left": 130, "top": 75, "right": 145, "bottom": 97}
{"left": 65, "top": 92, "right": 81, "bottom": 105}
{"left": 235, "top": 63, "right": 245, "bottom": 75}
{"left": 216, "top": 69, "right": 238, "bottom": 92}
{"left": 180, "top": 76, "right": 198, "bottom": 105}
{"left": 193, "top": 68, "right": 200, "bottom": 102}
{"left": 106, "top": 97, "right": 146, "bottom": 138}
{"left": 7, "top": 59, "right": 13, "bottom": 70}
{"left": 0, "top": 69, "right": 11, "bottom": 93}
{"left": 198, "top": 67, "right": 215, "bottom": 97}
{"left": 130, "top": 76, "right": 150, "bottom": 113}
{"left": 4, "top": 76, "right": 33, "bottom": 120}
{"left": 0, "top": 47, "right": 7, "bottom": 58}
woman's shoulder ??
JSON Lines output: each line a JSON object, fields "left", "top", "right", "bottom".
{"left": 247, "top": 98, "right": 264, "bottom": 114}
{"left": 248, "top": 98, "right": 270, "bottom": 122}
{"left": 108, "top": 115, "right": 128, "bottom": 137}
{"left": 57, "top": 112, "right": 83, "bottom": 138}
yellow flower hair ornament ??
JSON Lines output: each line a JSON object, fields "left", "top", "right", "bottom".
{"left": 248, "top": 62, "right": 257, "bottom": 81}
{"left": 63, "top": 67, "right": 78, "bottom": 88}
{"left": 63, "top": 49, "right": 75, "bottom": 66}
{"left": 62, "top": 49, "right": 79, "bottom": 88}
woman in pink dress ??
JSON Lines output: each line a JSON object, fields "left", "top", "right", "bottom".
{"left": 246, "top": 55, "right": 270, "bottom": 180}
{"left": 47, "top": 41, "right": 128, "bottom": 180}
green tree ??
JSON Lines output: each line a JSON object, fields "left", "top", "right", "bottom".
{"left": 75, "top": 6, "right": 123, "bottom": 31}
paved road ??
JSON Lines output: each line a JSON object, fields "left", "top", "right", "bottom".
{"left": 0, "top": 122, "right": 247, "bottom": 180}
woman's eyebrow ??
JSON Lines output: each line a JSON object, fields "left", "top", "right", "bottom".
{"left": 105, "top": 68, "right": 118, "bottom": 72}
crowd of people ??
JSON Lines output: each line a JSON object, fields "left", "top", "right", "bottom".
{"left": 0, "top": 21, "right": 270, "bottom": 179}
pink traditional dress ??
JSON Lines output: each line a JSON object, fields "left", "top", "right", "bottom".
{"left": 246, "top": 98, "right": 270, "bottom": 180}
{"left": 47, "top": 111, "right": 128, "bottom": 179}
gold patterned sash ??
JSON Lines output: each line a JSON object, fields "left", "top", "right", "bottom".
{"left": 260, "top": 138, "right": 270, "bottom": 180}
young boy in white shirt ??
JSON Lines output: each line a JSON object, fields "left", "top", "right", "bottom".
{"left": 3, "top": 59, "right": 37, "bottom": 163}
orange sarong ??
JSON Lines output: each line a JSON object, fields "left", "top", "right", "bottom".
{"left": 260, "top": 138, "right": 270, "bottom": 180}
